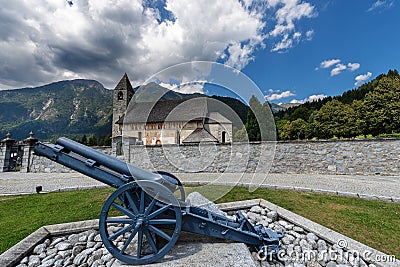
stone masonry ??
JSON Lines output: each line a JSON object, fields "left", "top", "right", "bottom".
{"left": 26, "top": 139, "right": 400, "bottom": 176}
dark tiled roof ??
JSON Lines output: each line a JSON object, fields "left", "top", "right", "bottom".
{"left": 182, "top": 128, "right": 218, "bottom": 144}
{"left": 122, "top": 97, "right": 208, "bottom": 123}
{"left": 204, "top": 112, "right": 231, "bottom": 124}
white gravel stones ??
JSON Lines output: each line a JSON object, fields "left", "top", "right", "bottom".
{"left": 32, "top": 244, "right": 46, "bottom": 254}
{"left": 250, "top": 205, "right": 264, "bottom": 214}
{"left": 18, "top": 229, "right": 110, "bottom": 267}
{"left": 55, "top": 241, "right": 72, "bottom": 251}
{"left": 267, "top": 210, "right": 279, "bottom": 221}
{"left": 240, "top": 205, "right": 373, "bottom": 267}
{"left": 17, "top": 204, "right": 376, "bottom": 267}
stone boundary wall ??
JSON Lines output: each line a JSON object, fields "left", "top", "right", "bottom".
{"left": 28, "top": 139, "right": 400, "bottom": 175}
{"left": 29, "top": 147, "right": 112, "bottom": 173}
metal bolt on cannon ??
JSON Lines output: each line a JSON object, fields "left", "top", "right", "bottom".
{"left": 34, "top": 137, "right": 284, "bottom": 265}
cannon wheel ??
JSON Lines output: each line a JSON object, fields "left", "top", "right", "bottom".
{"left": 154, "top": 170, "right": 185, "bottom": 201}
{"left": 99, "top": 181, "right": 182, "bottom": 265}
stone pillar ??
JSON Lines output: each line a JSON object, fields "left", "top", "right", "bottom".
{"left": 0, "top": 132, "right": 16, "bottom": 172}
{"left": 20, "top": 131, "right": 38, "bottom": 173}
{"left": 122, "top": 139, "right": 130, "bottom": 162}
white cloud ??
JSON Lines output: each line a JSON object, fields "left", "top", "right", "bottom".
{"left": 268, "top": 0, "right": 317, "bottom": 52}
{"left": 368, "top": 0, "right": 385, "bottom": 11}
{"left": 330, "top": 63, "right": 347, "bottom": 76}
{"left": 354, "top": 72, "right": 372, "bottom": 86}
{"left": 367, "top": 0, "right": 394, "bottom": 12}
{"left": 268, "top": 88, "right": 281, "bottom": 93}
{"left": 159, "top": 81, "right": 206, "bottom": 94}
{"left": 0, "top": 0, "right": 278, "bottom": 89}
{"left": 317, "top": 59, "right": 361, "bottom": 76}
{"left": 271, "top": 34, "right": 293, "bottom": 52}
{"left": 305, "top": 29, "right": 314, "bottom": 41}
{"left": 225, "top": 43, "right": 256, "bottom": 70}
{"left": 265, "top": 90, "right": 295, "bottom": 101}
{"left": 347, "top": 62, "right": 360, "bottom": 71}
{"left": 269, "top": 0, "right": 316, "bottom": 37}
{"left": 293, "top": 32, "right": 302, "bottom": 40}
{"left": 290, "top": 94, "right": 327, "bottom": 104}
{"left": 158, "top": 82, "right": 178, "bottom": 91}
{"left": 319, "top": 59, "right": 341, "bottom": 69}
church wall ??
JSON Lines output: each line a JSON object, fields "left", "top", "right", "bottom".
{"left": 208, "top": 123, "right": 232, "bottom": 143}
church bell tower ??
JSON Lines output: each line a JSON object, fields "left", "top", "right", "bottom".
{"left": 112, "top": 73, "right": 135, "bottom": 138}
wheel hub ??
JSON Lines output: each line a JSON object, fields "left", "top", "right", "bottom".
{"left": 135, "top": 215, "right": 149, "bottom": 228}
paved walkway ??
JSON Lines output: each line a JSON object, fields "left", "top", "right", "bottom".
{"left": 1, "top": 172, "right": 399, "bottom": 202}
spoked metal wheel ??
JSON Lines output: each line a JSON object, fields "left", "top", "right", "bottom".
{"left": 154, "top": 170, "right": 185, "bottom": 201}
{"left": 99, "top": 181, "right": 182, "bottom": 265}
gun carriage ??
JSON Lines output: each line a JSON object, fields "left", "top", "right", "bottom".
{"left": 34, "top": 137, "right": 283, "bottom": 265}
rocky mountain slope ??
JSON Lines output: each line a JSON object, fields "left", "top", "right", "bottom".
{"left": 0, "top": 80, "right": 113, "bottom": 141}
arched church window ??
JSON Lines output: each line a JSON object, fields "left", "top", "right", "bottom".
{"left": 222, "top": 131, "right": 227, "bottom": 143}
{"left": 117, "top": 91, "right": 124, "bottom": 100}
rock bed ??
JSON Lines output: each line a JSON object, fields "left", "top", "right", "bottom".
{"left": 227, "top": 206, "right": 376, "bottom": 267}
{"left": 17, "top": 206, "right": 377, "bottom": 267}
{"left": 16, "top": 231, "right": 114, "bottom": 267}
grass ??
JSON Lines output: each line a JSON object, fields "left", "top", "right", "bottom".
{"left": 0, "top": 188, "right": 113, "bottom": 254}
{"left": 0, "top": 187, "right": 399, "bottom": 259}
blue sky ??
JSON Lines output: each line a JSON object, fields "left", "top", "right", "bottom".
{"left": 0, "top": 0, "right": 399, "bottom": 104}
{"left": 247, "top": 0, "right": 400, "bottom": 104}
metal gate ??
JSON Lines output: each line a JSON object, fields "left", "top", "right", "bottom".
{"left": 9, "top": 144, "right": 23, "bottom": 171}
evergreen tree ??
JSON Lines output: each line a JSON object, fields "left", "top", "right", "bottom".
{"left": 233, "top": 127, "right": 248, "bottom": 142}
{"left": 81, "top": 134, "right": 87, "bottom": 145}
{"left": 275, "top": 69, "right": 400, "bottom": 139}
{"left": 245, "top": 96, "right": 262, "bottom": 141}
{"left": 88, "top": 135, "right": 97, "bottom": 146}
{"left": 362, "top": 76, "right": 400, "bottom": 136}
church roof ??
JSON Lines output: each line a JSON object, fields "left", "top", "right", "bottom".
{"left": 121, "top": 97, "right": 208, "bottom": 124}
{"left": 205, "top": 112, "right": 231, "bottom": 124}
{"left": 182, "top": 128, "right": 218, "bottom": 144}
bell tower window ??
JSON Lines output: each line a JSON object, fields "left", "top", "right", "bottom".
{"left": 117, "top": 91, "right": 124, "bottom": 100}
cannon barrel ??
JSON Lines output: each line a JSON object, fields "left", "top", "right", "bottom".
{"left": 33, "top": 137, "right": 283, "bottom": 265}
{"left": 56, "top": 137, "right": 162, "bottom": 183}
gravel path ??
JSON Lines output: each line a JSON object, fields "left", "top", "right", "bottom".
{"left": 1, "top": 172, "right": 399, "bottom": 201}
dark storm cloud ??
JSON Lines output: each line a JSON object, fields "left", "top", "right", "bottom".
{"left": 0, "top": 0, "right": 314, "bottom": 90}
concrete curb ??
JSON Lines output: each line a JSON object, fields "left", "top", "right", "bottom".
{"left": 0, "top": 219, "right": 99, "bottom": 267}
{"left": 2, "top": 199, "right": 399, "bottom": 267}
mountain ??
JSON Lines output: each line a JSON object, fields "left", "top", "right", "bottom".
{"left": 133, "top": 82, "right": 202, "bottom": 102}
{"left": 209, "top": 95, "right": 249, "bottom": 127}
{"left": 0, "top": 80, "right": 113, "bottom": 141}
{"left": 0, "top": 79, "right": 250, "bottom": 141}
{"left": 132, "top": 83, "right": 249, "bottom": 127}
{"left": 277, "top": 103, "right": 301, "bottom": 110}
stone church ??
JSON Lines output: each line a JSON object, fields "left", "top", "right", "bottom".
{"left": 111, "top": 74, "right": 232, "bottom": 149}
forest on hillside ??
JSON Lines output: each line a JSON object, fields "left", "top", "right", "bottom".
{"left": 273, "top": 69, "right": 400, "bottom": 140}
{"left": 237, "top": 69, "right": 400, "bottom": 141}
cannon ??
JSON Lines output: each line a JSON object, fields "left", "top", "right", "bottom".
{"left": 34, "top": 137, "right": 283, "bottom": 265}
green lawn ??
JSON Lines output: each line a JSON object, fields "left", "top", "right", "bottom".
{"left": 0, "top": 187, "right": 399, "bottom": 259}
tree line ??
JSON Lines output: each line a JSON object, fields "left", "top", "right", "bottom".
{"left": 275, "top": 69, "right": 400, "bottom": 140}
{"left": 235, "top": 69, "right": 400, "bottom": 141}
{"left": 79, "top": 133, "right": 112, "bottom": 146}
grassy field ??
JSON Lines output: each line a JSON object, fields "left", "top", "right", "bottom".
{"left": 0, "top": 186, "right": 399, "bottom": 258}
